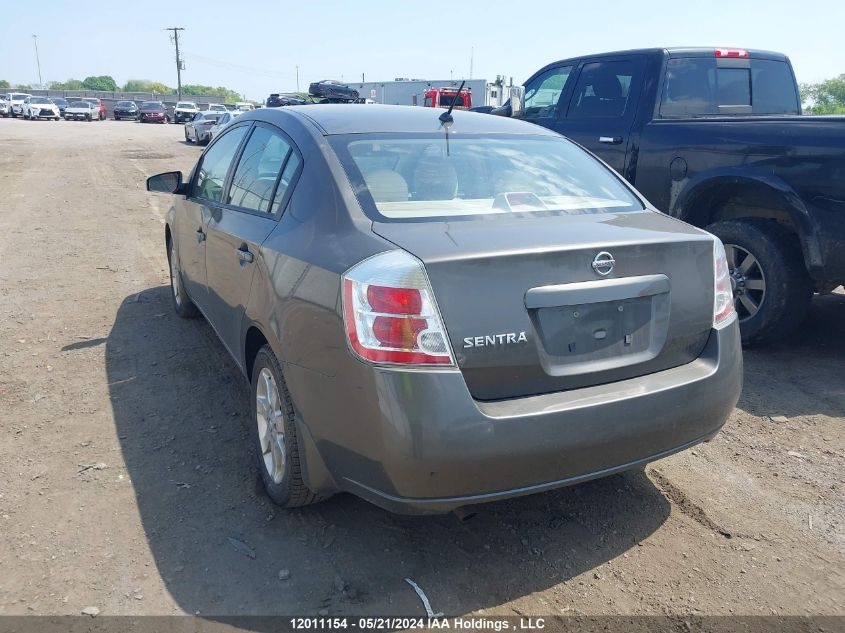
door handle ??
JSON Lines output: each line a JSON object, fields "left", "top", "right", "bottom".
{"left": 196, "top": 228, "right": 206, "bottom": 243}
{"left": 599, "top": 136, "right": 623, "bottom": 144}
{"left": 237, "top": 248, "right": 254, "bottom": 264}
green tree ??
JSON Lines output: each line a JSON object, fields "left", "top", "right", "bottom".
{"left": 81, "top": 75, "right": 118, "bottom": 91}
{"left": 122, "top": 79, "right": 174, "bottom": 94}
{"left": 0, "top": 79, "right": 9, "bottom": 90}
{"left": 181, "top": 84, "right": 242, "bottom": 103}
{"left": 800, "top": 75, "right": 845, "bottom": 114}
{"left": 50, "top": 79, "right": 84, "bottom": 90}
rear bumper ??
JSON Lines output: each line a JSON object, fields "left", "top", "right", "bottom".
{"left": 290, "top": 321, "right": 743, "bottom": 514}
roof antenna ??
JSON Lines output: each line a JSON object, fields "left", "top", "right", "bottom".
{"left": 439, "top": 80, "right": 465, "bottom": 156}
{"left": 439, "top": 79, "right": 466, "bottom": 126}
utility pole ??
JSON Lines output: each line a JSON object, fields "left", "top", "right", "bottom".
{"left": 470, "top": 46, "right": 473, "bottom": 80}
{"left": 166, "top": 27, "right": 185, "bottom": 100}
{"left": 296, "top": 65, "right": 299, "bottom": 93}
{"left": 32, "top": 35, "right": 42, "bottom": 88}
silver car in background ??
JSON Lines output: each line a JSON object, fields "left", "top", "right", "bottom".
{"left": 183, "top": 111, "right": 221, "bottom": 145}
{"left": 206, "top": 111, "right": 238, "bottom": 142}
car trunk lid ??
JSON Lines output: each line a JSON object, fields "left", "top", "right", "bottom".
{"left": 373, "top": 211, "right": 715, "bottom": 400}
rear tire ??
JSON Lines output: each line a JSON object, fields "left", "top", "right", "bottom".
{"left": 706, "top": 218, "right": 812, "bottom": 344}
{"left": 251, "top": 345, "right": 323, "bottom": 508}
{"left": 167, "top": 239, "right": 199, "bottom": 318}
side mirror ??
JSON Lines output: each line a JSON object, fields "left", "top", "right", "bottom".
{"left": 147, "top": 171, "right": 184, "bottom": 194}
{"left": 509, "top": 85, "right": 525, "bottom": 119}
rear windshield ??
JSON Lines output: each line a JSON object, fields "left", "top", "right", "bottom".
{"left": 331, "top": 134, "right": 643, "bottom": 222}
{"left": 660, "top": 57, "right": 800, "bottom": 117}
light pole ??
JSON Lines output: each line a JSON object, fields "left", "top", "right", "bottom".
{"left": 32, "top": 35, "right": 42, "bottom": 88}
{"left": 296, "top": 65, "right": 299, "bottom": 93}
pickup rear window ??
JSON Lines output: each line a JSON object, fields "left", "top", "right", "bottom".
{"left": 660, "top": 58, "right": 799, "bottom": 117}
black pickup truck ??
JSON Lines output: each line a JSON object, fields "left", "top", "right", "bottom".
{"left": 495, "top": 47, "right": 845, "bottom": 343}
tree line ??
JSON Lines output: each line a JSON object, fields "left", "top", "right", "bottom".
{"left": 800, "top": 75, "right": 845, "bottom": 114}
{"left": 0, "top": 77, "right": 243, "bottom": 103}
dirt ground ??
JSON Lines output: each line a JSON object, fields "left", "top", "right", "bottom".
{"left": 0, "top": 118, "right": 843, "bottom": 620}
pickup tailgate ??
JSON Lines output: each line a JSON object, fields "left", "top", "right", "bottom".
{"left": 374, "top": 212, "right": 716, "bottom": 400}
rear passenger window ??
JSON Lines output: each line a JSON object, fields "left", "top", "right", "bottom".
{"left": 227, "top": 126, "right": 292, "bottom": 213}
{"left": 568, "top": 61, "right": 638, "bottom": 118}
{"left": 270, "top": 152, "right": 301, "bottom": 214}
{"left": 194, "top": 126, "right": 249, "bottom": 202}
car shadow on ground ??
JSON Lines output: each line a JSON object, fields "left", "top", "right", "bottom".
{"left": 737, "top": 292, "right": 845, "bottom": 419}
{"left": 106, "top": 286, "right": 670, "bottom": 618}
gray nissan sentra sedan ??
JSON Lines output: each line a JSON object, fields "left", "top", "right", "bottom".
{"left": 146, "top": 104, "right": 742, "bottom": 514}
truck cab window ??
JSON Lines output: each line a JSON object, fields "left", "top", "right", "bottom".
{"left": 522, "top": 65, "right": 572, "bottom": 119}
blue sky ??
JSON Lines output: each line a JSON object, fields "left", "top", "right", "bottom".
{"left": 2, "top": 0, "right": 842, "bottom": 100}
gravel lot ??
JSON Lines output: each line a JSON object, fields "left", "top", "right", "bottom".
{"left": 0, "top": 118, "right": 843, "bottom": 619}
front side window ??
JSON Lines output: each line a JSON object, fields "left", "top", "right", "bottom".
{"left": 227, "top": 126, "right": 292, "bottom": 213}
{"left": 568, "top": 61, "right": 637, "bottom": 118}
{"left": 522, "top": 65, "right": 573, "bottom": 119}
{"left": 193, "top": 126, "right": 249, "bottom": 202}
{"left": 331, "top": 134, "right": 643, "bottom": 222}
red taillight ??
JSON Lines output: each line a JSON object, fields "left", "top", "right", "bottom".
{"left": 372, "top": 315, "right": 427, "bottom": 348}
{"left": 715, "top": 48, "right": 749, "bottom": 58}
{"left": 367, "top": 286, "right": 422, "bottom": 314}
{"left": 342, "top": 251, "right": 455, "bottom": 366}
{"left": 713, "top": 238, "right": 737, "bottom": 329}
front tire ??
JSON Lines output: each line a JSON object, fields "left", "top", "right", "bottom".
{"left": 251, "top": 345, "right": 322, "bottom": 508}
{"left": 706, "top": 218, "right": 812, "bottom": 344}
{"left": 167, "top": 239, "right": 199, "bottom": 318}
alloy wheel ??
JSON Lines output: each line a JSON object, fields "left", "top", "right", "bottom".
{"left": 169, "top": 246, "right": 183, "bottom": 307}
{"left": 725, "top": 243, "right": 766, "bottom": 321}
{"left": 256, "top": 368, "right": 286, "bottom": 484}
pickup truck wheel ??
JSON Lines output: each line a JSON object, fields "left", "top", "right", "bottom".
{"left": 251, "top": 345, "right": 323, "bottom": 508}
{"left": 168, "top": 240, "right": 199, "bottom": 318}
{"left": 707, "top": 218, "right": 812, "bottom": 344}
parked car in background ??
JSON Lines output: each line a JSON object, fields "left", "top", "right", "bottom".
{"left": 146, "top": 104, "right": 742, "bottom": 514}
{"left": 206, "top": 111, "right": 237, "bottom": 142}
{"left": 113, "top": 100, "right": 139, "bottom": 121}
{"left": 65, "top": 101, "right": 98, "bottom": 121}
{"left": 173, "top": 101, "right": 199, "bottom": 124}
{"left": 183, "top": 111, "right": 220, "bottom": 144}
{"left": 495, "top": 47, "right": 845, "bottom": 343}
{"left": 22, "top": 96, "right": 60, "bottom": 120}
{"left": 139, "top": 101, "right": 168, "bottom": 124}
{"left": 7, "top": 93, "right": 32, "bottom": 117}
{"left": 81, "top": 98, "right": 106, "bottom": 121}
{"left": 51, "top": 97, "right": 68, "bottom": 117}
{"left": 0, "top": 96, "right": 9, "bottom": 117}
{"left": 266, "top": 93, "right": 312, "bottom": 107}
{"left": 308, "top": 79, "right": 359, "bottom": 101}
{"left": 207, "top": 104, "right": 229, "bottom": 114}
{"left": 235, "top": 102, "right": 254, "bottom": 112}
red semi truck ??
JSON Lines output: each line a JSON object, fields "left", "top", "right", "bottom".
{"left": 423, "top": 87, "right": 472, "bottom": 109}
